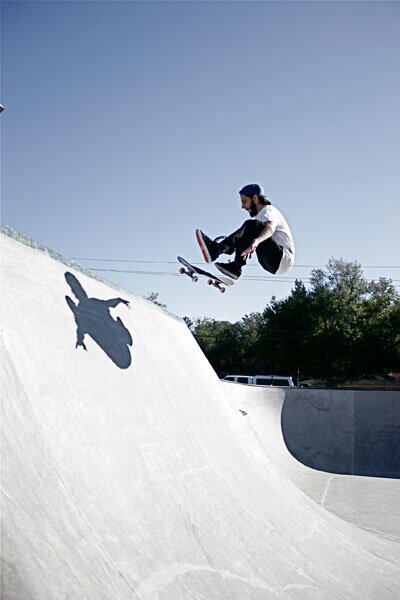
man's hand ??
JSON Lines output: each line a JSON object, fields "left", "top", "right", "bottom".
{"left": 118, "top": 298, "right": 131, "bottom": 309}
{"left": 241, "top": 239, "right": 259, "bottom": 260}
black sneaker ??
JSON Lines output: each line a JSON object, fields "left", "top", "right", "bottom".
{"left": 215, "top": 261, "right": 242, "bottom": 281}
{"left": 196, "top": 229, "right": 224, "bottom": 263}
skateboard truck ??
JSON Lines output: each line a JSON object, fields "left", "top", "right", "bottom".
{"left": 179, "top": 266, "right": 199, "bottom": 283}
{"left": 177, "top": 256, "right": 234, "bottom": 294}
{"left": 206, "top": 277, "right": 226, "bottom": 293}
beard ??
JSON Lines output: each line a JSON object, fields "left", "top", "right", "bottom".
{"left": 249, "top": 200, "right": 258, "bottom": 217}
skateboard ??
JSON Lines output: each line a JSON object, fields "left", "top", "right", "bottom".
{"left": 177, "top": 256, "right": 234, "bottom": 293}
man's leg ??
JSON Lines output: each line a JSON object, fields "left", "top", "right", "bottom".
{"left": 197, "top": 220, "right": 266, "bottom": 265}
{"left": 222, "top": 220, "right": 266, "bottom": 266}
{"left": 256, "top": 238, "right": 284, "bottom": 274}
{"left": 223, "top": 219, "right": 284, "bottom": 274}
{"left": 214, "top": 220, "right": 269, "bottom": 280}
{"left": 217, "top": 220, "right": 284, "bottom": 278}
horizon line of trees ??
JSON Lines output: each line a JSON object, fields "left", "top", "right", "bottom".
{"left": 181, "top": 258, "right": 400, "bottom": 381}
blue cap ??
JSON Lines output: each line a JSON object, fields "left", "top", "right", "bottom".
{"left": 239, "top": 183, "right": 265, "bottom": 198}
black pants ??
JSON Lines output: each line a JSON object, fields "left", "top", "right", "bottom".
{"left": 223, "top": 220, "right": 283, "bottom": 275}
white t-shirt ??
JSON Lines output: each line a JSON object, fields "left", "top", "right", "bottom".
{"left": 256, "top": 205, "right": 295, "bottom": 274}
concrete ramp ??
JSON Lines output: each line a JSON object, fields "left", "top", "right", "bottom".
{"left": 1, "top": 228, "right": 400, "bottom": 599}
{"left": 225, "top": 384, "right": 400, "bottom": 543}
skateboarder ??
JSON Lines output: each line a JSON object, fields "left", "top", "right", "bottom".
{"left": 196, "top": 184, "right": 295, "bottom": 280}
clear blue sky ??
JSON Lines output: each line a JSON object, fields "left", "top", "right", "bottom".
{"left": 2, "top": 1, "right": 399, "bottom": 323}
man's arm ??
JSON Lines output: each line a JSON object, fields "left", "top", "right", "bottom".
{"left": 241, "top": 222, "right": 276, "bottom": 260}
{"left": 105, "top": 298, "right": 131, "bottom": 309}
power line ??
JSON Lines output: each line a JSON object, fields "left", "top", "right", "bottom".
{"left": 87, "top": 267, "right": 400, "bottom": 288}
{"left": 89, "top": 267, "right": 304, "bottom": 281}
{"left": 72, "top": 257, "right": 400, "bottom": 269}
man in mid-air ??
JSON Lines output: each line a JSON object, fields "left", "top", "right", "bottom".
{"left": 196, "top": 183, "right": 295, "bottom": 280}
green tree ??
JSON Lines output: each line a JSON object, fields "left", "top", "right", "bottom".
{"left": 352, "top": 278, "right": 400, "bottom": 376}
{"left": 192, "top": 318, "right": 238, "bottom": 375}
{"left": 190, "top": 314, "right": 264, "bottom": 376}
{"left": 307, "top": 260, "right": 400, "bottom": 378}
{"left": 189, "top": 258, "right": 400, "bottom": 381}
{"left": 256, "top": 280, "right": 315, "bottom": 376}
{"left": 306, "top": 259, "right": 369, "bottom": 377}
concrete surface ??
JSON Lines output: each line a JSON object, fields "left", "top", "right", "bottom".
{"left": 225, "top": 384, "right": 400, "bottom": 543}
{"left": 1, "top": 228, "right": 400, "bottom": 599}
{"left": 282, "top": 388, "right": 400, "bottom": 478}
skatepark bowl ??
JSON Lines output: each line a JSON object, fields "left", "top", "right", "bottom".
{"left": 1, "top": 225, "right": 400, "bottom": 599}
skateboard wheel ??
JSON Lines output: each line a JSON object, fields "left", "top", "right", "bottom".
{"left": 220, "top": 287, "right": 226, "bottom": 294}
{"left": 179, "top": 267, "right": 185, "bottom": 274}
{"left": 207, "top": 279, "right": 213, "bottom": 286}
{"left": 192, "top": 276, "right": 199, "bottom": 283}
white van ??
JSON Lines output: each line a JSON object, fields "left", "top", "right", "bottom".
{"left": 222, "top": 374, "right": 295, "bottom": 387}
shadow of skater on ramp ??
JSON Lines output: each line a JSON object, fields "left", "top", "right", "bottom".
{"left": 64, "top": 272, "right": 133, "bottom": 369}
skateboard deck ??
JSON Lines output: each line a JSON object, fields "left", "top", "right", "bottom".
{"left": 177, "top": 256, "right": 234, "bottom": 293}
